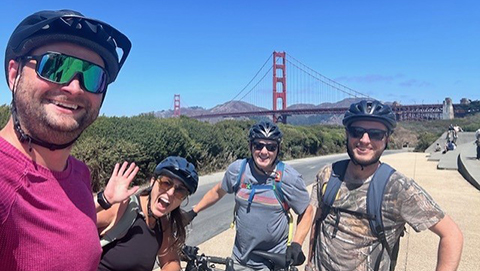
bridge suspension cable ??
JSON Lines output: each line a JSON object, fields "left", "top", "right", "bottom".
{"left": 230, "top": 54, "right": 273, "bottom": 102}
{"left": 286, "top": 54, "right": 373, "bottom": 100}
{"left": 238, "top": 66, "right": 272, "bottom": 102}
{"left": 227, "top": 51, "right": 375, "bottom": 111}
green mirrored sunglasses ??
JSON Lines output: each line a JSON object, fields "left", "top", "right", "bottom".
{"left": 24, "top": 52, "right": 108, "bottom": 94}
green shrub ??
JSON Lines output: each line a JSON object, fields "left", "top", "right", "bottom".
{"left": 0, "top": 104, "right": 10, "bottom": 127}
{"left": 414, "top": 132, "right": 438, "bottom": 152}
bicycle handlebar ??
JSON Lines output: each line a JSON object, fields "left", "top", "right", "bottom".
{"left": 182, "top": 245, "right": 296, "bottom": 271}
{"left": 205, "top": 256, "right": 228, "bottom": 265}
{"left": 182, "top": 245, "right": 233, "bottom": 271}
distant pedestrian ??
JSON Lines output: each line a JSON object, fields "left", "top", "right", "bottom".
{"left": 443, "top": 140, "right": 456, "bottom": 154}
{"left": 453, "top": 125, "right": 463, "bottom": 133}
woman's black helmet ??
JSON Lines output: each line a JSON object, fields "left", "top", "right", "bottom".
{"left": 342, "top": 100, "right": 397, "bottom": 131}
{"left": 5, "top": 9, "right": 131, "bottom": 85}
{"left": 248, "top": 120, "right": 283, "bottom": 143}
{"left": 154, "top": 156, "right": 199, "bottom": 195}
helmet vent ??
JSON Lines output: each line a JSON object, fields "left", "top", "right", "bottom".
{"left": 5, "top": 9, "right": 132, "bottom": 86}
{"left": 342, "top": 100, "right": 397, "bottom": 130}
{"left": 367, "top": 105, "right": 372, "bottom": 113}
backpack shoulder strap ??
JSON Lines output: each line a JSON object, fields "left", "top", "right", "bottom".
{"left": 367, "top": 163, "right": 395, "bottom": 239}
{"left": 319, "top": 159, "right": 349, "bottom": 221}
{"left": 100, "top": 194, "right": 141, "bottom": 247}
{"left": 271, "top": 161, "right": 295, "bottom": 245}
{"left": 233, "top": 158, "right": 248, "bottom": 193}
{"left": 272, "top": 161, "right": 289, "bottom": 211}
{"left": 367, "top": 163, "right": 396, "bottom": 270}
{"left": 231, "top": 158, "right": 248, "bottom": 229}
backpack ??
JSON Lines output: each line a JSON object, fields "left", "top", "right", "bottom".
{"left": 318, "top": 159, "right": 402, "bottom": 271}
{"left": 231, "top": 158, "right": 294, "bottom": 245}
{"left": 100, "top": 194, "right": 143, "bottom": 247}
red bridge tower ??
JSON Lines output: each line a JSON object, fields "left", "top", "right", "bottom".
{"left": 273, "top": 51, "right": 287, "bottom": 123}
{"left": 173, "top": 94, "right": 181, "bottom": 117}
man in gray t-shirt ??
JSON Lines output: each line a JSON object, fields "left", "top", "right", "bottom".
{"left": 306, "top": 100, "right": 463, "bottom": 271}
{"left": 186, "top": 121, "right": 312, "bottom": 270}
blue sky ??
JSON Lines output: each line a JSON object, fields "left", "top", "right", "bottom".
{"left": 0, "top": 1, "right": 478, "bottom": 116}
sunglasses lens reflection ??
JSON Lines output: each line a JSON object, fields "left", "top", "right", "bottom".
{"left": 348, "top": 127, "right": 387, "bottom": 141}
{"left": 31, "top": 52, "right": 107, "bottom": 94}
{"left": 253, "top": 142, "right": 278, "bottom": 151}
{"left": 157, "top": 178, "right": 188, "bottom": 199}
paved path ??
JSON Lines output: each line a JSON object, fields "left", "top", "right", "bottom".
{"left": 196, "top": 152, "right": 480, "bottom": 271}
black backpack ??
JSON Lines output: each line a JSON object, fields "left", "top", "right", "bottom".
{"left": 318, "top": 159, "right": 402, "bottom": 271}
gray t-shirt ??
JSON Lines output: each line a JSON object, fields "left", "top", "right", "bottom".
{"left": 222, "top": 159, "right": 310, "bottom": 270}
{"left": 309, "top": 163, "right": 445, "bottom": 271}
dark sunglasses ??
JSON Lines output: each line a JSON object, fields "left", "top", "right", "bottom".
{"left": 252, "top": 141, "right": 278, "bottom": 152}
{"left": 347, "top": 126, "right": 388, "bottom": 141}
{"left": 23, "top": 52, "right": 108, "bottom": 94}
{"left": 156, "top": 176, "right": 189, "bottom": 200}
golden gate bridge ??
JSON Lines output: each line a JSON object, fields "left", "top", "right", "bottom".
{"left": 174, "top": 51, "right": 458, "bottom": 124}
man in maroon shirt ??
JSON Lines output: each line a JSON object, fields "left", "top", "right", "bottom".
{"left": 0, "top": 9, "right": 132, "bottom": 271}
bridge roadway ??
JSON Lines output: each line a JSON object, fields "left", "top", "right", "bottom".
{"left": 181, "top": 149, "right": 479, "bottom": 271}
{"left": 189, "top": 103, "right": 459, "bottom": 121}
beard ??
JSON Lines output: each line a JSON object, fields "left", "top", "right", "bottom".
{"left": 13, "top": 75, "right": 100, "bottom": 145}
{"left": 346, "top": 139, "right": 384, "bottom": 167}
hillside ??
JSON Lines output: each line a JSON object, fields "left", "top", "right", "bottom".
{"left": 153, "top": 98, "right": 365, "bottom": 125}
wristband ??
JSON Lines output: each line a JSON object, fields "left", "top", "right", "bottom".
{"left": 97, "top": 190, "right": 112, "bottom": 210}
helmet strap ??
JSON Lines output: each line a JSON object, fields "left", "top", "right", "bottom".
{"left": 146, "top": 187, "right": 165, "bottom": 231}
{"left": 249, "top": 140, "right": 281, "bottom": 175}
{"left": 10, "top": 60, "right": 80, "bottom": 152}
{"left": 250, "top": 151, "right": 278, "bottom": 176}
{"left": 147, "top": 190, "right": 156, "bottom": 218}
{"left": 346, "top": 138, "right": 381, "bottom": 169}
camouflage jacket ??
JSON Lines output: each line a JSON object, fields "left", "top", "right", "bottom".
{"left": 308, "top": 163, "right": 444, "bottom": 271}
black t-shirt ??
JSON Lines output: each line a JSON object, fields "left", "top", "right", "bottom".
{"left": 98, "top": 213, "right": 163, "bottom": 271}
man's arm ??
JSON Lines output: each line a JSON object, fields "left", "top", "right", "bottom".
{"left": 285, "top": 202, "right": 315, "bottom": 266}
{"left": 306, "top": 206, "right": 321, "bottom": 269}
{"left": 292, "top": 204, "right": 314, "bottom": 245}
{"left": 193, "top": 182, "right": 227, "bottom": 213}
{"left": 429, "top": 215, "right": 463, "bottom": 271}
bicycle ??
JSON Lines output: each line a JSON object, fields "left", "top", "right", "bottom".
{"left": 181, "top": 245, "right": 298, "bottom": 271}
{"left": 181, "top": 245, "right": 234, "bottom": 271}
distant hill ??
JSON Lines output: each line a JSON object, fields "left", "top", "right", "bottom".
{"left": 153, "top": 106, "right": 208, "bottom": 118}
{"left": 317, "top": 97, "right": 362, "bottom": 108}
{"left": 152, "top": 98, "right": 366, "bottom": 125}
{"left": 210, "top": 101, "right": 267, "bottom": 113}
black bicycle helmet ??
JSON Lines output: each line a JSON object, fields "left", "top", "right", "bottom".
{"left": 5, "top": 9, "right": 131, "bottom": 84}
{"left": 154, "top": 156, "right": 199, "bottom": 195}
{"left": 248, "top": 120, "right": 283, "bottom": 143}
{"left": 342, "top": 100, "right": 397, "bottom": 131}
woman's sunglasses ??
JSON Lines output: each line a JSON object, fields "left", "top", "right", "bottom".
{"left": 23, "top": 52, "right": 108, "bottom": 94}
{"left": 156, "top": 176, "right": 189, "bottom": 200}
{"left": 347, "top": 126, "right": 388, "bottom": 141}
{"left": 252, "top": 141, "right": 278, "bottom": 152}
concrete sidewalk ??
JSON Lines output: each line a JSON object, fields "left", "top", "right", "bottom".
{"left": 196, "top": 152, "right": 480, "bottom": 271}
